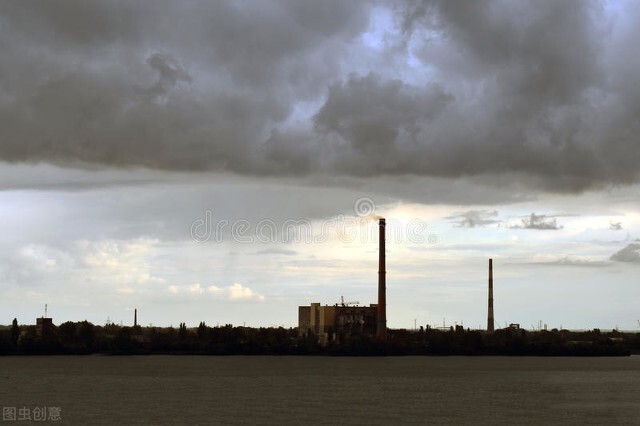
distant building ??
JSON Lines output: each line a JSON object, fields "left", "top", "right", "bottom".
{"left": 297, "top": 218, "right": 387, "bottom": 345}
{"left": 36, "top": 317, "right": 55, "bottom": 337}
{"left": 298, "top": 303, "right": 378, "bottom": 345}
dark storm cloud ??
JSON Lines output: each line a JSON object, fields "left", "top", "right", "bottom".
{"left": 610, "top": 243, "right": 640, "bottom": 264}
{"left": 380, "top": 0, "right": 632, "bottom": 191}
{"left": 1, "top": 1, "right": 640, "bottom": 193}
{"left": 140, "top": 53, "right": 192, "bottom": 98}
{"left": 0, "top": 0, "right": 369, "bottom": 173}
{"left": 314, "top": 73, "right": 452, "bottom": 173}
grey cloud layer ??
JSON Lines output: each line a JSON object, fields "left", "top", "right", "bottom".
{"left": 1, "top": 1, "right": 640, "bottom": 192}
{"left": 511, "top": 213, "right": 563, "bottom": 230}
{"left": 445, "top": 210, "right": 499, "bottom": 228}
{"left": 610, "top": 243, "right": 640, "bottom": 263}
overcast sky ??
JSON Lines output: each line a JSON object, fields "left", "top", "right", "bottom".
{"left": 1, "top": 0, "right": 639, "bottom": 330}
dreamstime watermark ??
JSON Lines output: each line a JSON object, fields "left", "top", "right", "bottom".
{"left": 190, "top": 197, "right": 439, "bottom": 245}
{"left": 353, "top": 196, "right": 376, "bottom": 217}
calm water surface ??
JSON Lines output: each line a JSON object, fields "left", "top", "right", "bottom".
{"left": 1, "top": 355, "right": 639, "bottom": 425}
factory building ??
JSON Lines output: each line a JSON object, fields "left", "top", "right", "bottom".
{"left": 298, "top": 303, "right": 378, "bottom": 345}
{"left": 298, "top": 218, "right": 387, "bottom": 345}
{"left": 35, "top": 304, "right": 55, "bottom": 337}
{"left": 36, "top": 317, "right": 54, "bottom": 337}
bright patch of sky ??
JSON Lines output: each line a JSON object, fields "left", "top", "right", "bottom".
{"left": 2, "top": 168, "right": 638, "bottom": 329}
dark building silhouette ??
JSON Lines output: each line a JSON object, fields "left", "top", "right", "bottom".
{"left": 36, "top": 317, "right": 54, "bottom": 337}
{"left": 11, "top": 318, "right": 20, "bottom": 346}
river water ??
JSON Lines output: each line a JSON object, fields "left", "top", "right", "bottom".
{"left": 1, "top": 356, "right": 639, "bottom": 425}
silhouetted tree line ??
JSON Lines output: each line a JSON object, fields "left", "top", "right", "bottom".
{"left": 0, "top": 319, "right": 635, "bottom": 356}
